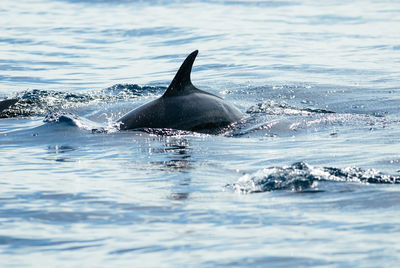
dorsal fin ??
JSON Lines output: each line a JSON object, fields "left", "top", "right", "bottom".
{"left": 163, "top": 50, "right": 198, "bottom": 97}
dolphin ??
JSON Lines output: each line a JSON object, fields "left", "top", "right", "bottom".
{"left": 117, "top": 50, "right": 243, "bottom": 132}
{"left": 0, "top": 98, "right": 18, "bottom": 113}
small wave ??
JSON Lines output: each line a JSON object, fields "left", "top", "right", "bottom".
{"left": 246, "top": 100, "right": 335, "bottom": 115}
{"left": 230, "top": 99, "right": 390, "bottom": 137}
{"left": 226, "top": 162, "right": 400, "bottom": 193}
{"left": 0, "top": 84, "right": 165, "bottom": 118}
{"left": 44, "top": 112, "right": 106, "bottom": 132}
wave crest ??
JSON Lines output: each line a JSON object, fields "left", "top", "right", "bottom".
{"left": 227, "top": 162, "right": 400, "bottom": 193}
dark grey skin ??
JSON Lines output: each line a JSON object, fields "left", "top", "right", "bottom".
{"left": 0, "top": 98, "right": 18, "bottom": 113}
{"left": 117, "top": 50, "right": 243, "bottom": 132}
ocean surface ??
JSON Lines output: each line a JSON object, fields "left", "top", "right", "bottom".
{"left": 1, "top": 0, "right": 400, "bottom": 266}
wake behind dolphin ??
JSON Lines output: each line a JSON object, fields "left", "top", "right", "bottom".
{"left": 117, "top": 50, "right": 243, "bottom": 132}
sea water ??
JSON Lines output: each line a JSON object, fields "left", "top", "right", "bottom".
{"left": 1, "top": 0, "right": 400, "bottom": 266}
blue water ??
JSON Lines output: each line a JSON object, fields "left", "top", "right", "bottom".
{"left": 1, "top": 0, "right": 400, "bottom": 266}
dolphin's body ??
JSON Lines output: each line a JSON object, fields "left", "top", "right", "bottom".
{"left": 0, "top": 98, "right": 18, "bottom": 113}
{"left": 117, "top": 50, "right": 243, "bottom": 132}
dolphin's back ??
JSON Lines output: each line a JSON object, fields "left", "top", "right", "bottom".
{"left": 118, "top": 91, "right": 242, "bottom": 131}
{"left": 117, "top": 50, "right": 243, "bottom": 132}
{"left": 164, "top": 92, "right": 242, "bottom": 130}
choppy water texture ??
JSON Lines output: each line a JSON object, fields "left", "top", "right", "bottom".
{"left": 1, "top": 0, "right": 400, "bottom": 266}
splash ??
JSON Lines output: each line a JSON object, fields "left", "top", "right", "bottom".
{"left": 227, "top": 162, "right": 400, "bottom": 193}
